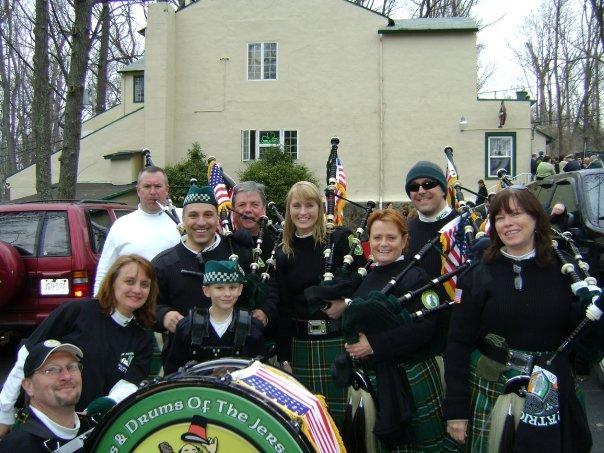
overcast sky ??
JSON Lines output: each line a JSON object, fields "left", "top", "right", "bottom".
{"left": 473, "top": 0, "right": 543, "bottom": 97}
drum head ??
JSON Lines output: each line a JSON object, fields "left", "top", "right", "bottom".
{"left": 86, "top": 378, "right": 313, "bottom": 452}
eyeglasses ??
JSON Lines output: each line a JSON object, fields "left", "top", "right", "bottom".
{"left": 407, "top": 179, "right": 440, "bottom": 192}
{"left": 512, "top": 262, "right": 523, "bottom": 291}
{"left": 37, "top": 362, "right": 82, "bottom": 377}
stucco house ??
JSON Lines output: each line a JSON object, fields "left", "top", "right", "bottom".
{"left": 8, "top": 0, "right": 544, "bottom": 204}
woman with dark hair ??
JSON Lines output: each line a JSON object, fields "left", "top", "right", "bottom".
{"left": 444, "top": 187, "right": 593, "bottom": 452}
{"left": 267, "top": 181, "right": 365, "bottom": 425}
{"left": 0, "top": 255, "right": 156, "bottom": 436}
{"left": 345, "top": 209, "right": 446, "bottom": 451}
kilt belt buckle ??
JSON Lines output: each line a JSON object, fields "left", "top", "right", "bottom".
{"left": 308, "top": 320, "right": 327, "bottom": 335}
{"left": 506, "top": 350, "right": 533, "bottom": 374}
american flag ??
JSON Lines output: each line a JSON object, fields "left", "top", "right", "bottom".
{"left": 334, "top": 157, "right": 347, "bottom": 225}
{"left": 231, "top": 362, "right": 342, "bottom": 453}
{"left": 207, "top": 160, "right": 231, "bottom": 211}
{"left": 439, "top": 215, "right": 468, "bottom": 300}
{"left": 444, "top": 151, "right": 459, "bottom": 209}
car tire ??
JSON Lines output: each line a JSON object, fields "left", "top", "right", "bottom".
{"left": 0, "top": 240, "right": 25, "bottom": 305}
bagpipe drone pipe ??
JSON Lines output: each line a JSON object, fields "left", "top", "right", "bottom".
{"left": 341, "top": 259, "right": 473, "bottom": 345}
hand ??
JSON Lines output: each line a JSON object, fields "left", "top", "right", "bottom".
{"left": 204, "top": 437, "right": 218, "bottom": 453}
{"left": 163, "top": 310, "right": 184, "bottom": 333}
{"left": 344, "top": 332, "right": 373, "bottom": 359}
{"left": 322, "top": 299, "right": 347, "bottom": 320}
{"left": 447, "top": 419, "right": 468, "bottom": 444}
{"left": 252, "top": 309, "right": 268, "bottom": 327}
{"left": 0, "top": 423, "right": 11, "bottom": 438}
{"left": 280, "top": 361, "right": 293, "bottom": 374}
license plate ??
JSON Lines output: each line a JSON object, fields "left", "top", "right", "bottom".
{"left": 40, "top": 279, "right": 70, "bottom": 296}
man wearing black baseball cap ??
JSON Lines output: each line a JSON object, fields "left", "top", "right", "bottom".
{"left": 0, "top": 340, "right": 89, "bottom": 451}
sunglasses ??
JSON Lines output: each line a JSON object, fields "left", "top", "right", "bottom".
{"left": 408, "top": 179, "right": 440, "bottom": 192}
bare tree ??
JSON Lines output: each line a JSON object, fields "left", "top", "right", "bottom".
{"left": 57, "top": 0, "right": 93, "bottom": 199}
{"left": 32, "top": 0, "right": 52, "bottom": 199}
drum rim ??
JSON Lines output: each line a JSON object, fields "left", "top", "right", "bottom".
{"left": 86, "top": 372, "right": 315, "bottom": 452}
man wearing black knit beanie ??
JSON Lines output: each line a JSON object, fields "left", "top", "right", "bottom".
{"left": 404, "top": 161, "right": 459, "bottom": 355}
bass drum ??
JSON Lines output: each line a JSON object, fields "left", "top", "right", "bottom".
{"left": 86, "top": 359, "right": 342, "bottom": 453}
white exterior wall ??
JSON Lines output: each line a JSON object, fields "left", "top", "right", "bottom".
{"left": 8, "top": 0, "right": 534, "bottom": 203}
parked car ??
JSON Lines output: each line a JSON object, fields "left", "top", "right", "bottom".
{"left": 0, "top": 200, "right": 135, "bottom": 342}
{"left": 527, "top": 168, "right": 604, "bottom": 280}
{"left": 528, "top": 169, "right": 604, "bottom": 385}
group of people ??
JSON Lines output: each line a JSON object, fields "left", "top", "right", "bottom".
{"left": 531, "top": 151, "right": 603, "bottom": 180}
{"left": 0, "top": 158, "right": 601, "bottom": 452}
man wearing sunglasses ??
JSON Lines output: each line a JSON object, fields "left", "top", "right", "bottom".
{"left": 404, "top": 161, "right": 459, "bottom": 353}
{"left": 0, "top": 340, "right": 90, "bottom": 451}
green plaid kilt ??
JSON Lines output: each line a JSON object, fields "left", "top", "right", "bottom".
{"left": 366, "top": 357, "right": 446, "bottom": 453}
{"left": 291, "top": 336, "right": 347, "bottom": 426}
{"left": 466, "top": 349, "right": 565, "bottom": 453}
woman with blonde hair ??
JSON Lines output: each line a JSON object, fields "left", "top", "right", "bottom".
{"left": 267, "top": 181, "right": 365, "bottom": 425}
{"left": 0, "top": 254, "right": 156, "bottom": 437}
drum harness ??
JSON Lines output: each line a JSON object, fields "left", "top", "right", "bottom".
{"left": 189, "top": 307, "right": 252, "bottom": 358}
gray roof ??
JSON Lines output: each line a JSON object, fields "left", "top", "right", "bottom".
{"left": 118, "top": 57, "right": 145, "bottom": 73}
{"left": 13, "top": 183, "right": 136, "bottom": 202}
{"left": 380, "top": 17, "right": 478, "bottom": 34}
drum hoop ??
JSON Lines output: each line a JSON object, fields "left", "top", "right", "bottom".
{"left": 86, "top": 372, "right": 315, "bottom": 452}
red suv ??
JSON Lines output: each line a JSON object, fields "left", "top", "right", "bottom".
{"left": 0, "top": 200, "right": 135, "bottom": 340}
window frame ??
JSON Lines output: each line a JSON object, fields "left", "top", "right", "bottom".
{"left": 241, "top": 129, "right": 298, "bottom": 161}
{"left": 133, "top": 74, "right": 144, "bottom": 103}
{"left": 247, "top": 42, "right": 278, "bottom": 81}
{"left": 484, "top": 132, "right": 516, "bottom": 179}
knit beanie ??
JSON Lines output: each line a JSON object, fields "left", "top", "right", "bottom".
{"left": 405, "top": 161, "right": 447, "bottom": 196}
{"left": 203, "top": 260, "right": 244, "bottom": 285}
{"left": 183, "top": 185, "right": 217, "bottom": 207}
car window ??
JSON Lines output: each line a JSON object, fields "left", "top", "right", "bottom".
{"left": 87, "top": 208, "right": 111, "bottom": 254}
{"left": 584, "top": 173, "right": 604, "bottom": 228}
{"left": 551, "top": 181, "right": 578, "bottom": 215}
{"left": 41, "top": 212, "right": 70, "bottom": 256}
{"left": 114, "top": 209, "right": 132, "bottom": 219}
{"left": 535, "top": 183, "right": 554, "bottom": 209}
{"left": 0, "top": 211, "right": 44, "bottom": 255}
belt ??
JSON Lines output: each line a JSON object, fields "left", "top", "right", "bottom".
{"left": 293, "top": 318, "right": 342, "bottom": 339}
{"left": 478, "top": 340, "right": 538, "bottom": 375}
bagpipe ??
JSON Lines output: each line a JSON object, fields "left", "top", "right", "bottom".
{"left": 142, "top": 148, "right": 181, "bottom": 227}
{"left": 303, "top": 137, "right": 376, "bottom": 312}
{"left": 342, "top": 257, "right": 472, "bottom": 344}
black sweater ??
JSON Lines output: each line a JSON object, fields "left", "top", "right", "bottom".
{"left": 266, "top": 228, "right": 365, "bottom": 360}
{"left": 353, "top": 259, "right": 438, "bottom": 363}
{"left": 25, "top": 300, "right": 152, "bottom": 411}
{"left": 444, "top": 255, "right": 584, "bottom": 420}
{"left": 152, "top": 237, "right": 267, "bottom": 332}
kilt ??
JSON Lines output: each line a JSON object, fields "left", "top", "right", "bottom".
{"left": 291, "top": 336, "right": 347, "bottom": 426}
{"left": 369, "top": 357, "right": 446, "bottom": 453}
{"left": 465, "top": 349, "right": 577, "bottom": 453}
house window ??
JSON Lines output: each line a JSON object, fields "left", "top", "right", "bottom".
{"left": 485, "top": 132, "right": 516, "bottom": 178}
{"left": 133, "top": 75, "right": 144, "bottom": 103}
{"left": 241, "top": 130, "right": 298, "bottom": 161}
{"left": 247, "top": 42, "right": 277, "bottom": 80}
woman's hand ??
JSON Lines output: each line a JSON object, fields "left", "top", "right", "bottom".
{"left": 446, "top": 419, "right": 468, "bottom": 444}
{"left": 163, "top": 310, "right": 184, "bottom": 333}
{"left": 280, "top": 361, "right": 293, "bottom": 374}
{"left": 0, "top": 423, "right": 11, "bottom": 438}
{"left": 322, "top": 299, "right": 347, "bottom": 319}
{"left": 344, "top": 333, "right": 373, "bottom": 359}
